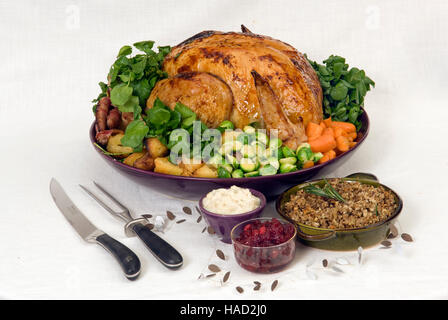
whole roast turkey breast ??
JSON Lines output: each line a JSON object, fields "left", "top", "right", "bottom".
{"left": 147, "top": 26, "right": 323, "bottom": 148}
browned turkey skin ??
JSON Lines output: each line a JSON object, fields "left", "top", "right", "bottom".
{"left": 147, "top": 26, "right": 323, "bottom": 146}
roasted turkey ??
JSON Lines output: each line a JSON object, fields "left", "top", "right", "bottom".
{"left": 146, "top": 26, "right": 323, "bottom": 149}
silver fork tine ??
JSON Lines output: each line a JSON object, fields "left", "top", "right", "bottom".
{"left": 79, "top": 184, "right": 118, "bottom": 216}
{"left": 93, "top": 181, "right": 129, "bottom": 213}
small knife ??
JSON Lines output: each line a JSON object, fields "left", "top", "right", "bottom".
{"left": 50, "top": 178, "right": 141, "bottom": 280}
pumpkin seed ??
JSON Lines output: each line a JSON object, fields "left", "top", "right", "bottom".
{"left": 381, "top": 240, "right": 392, "bottom": 247}
{"left": 196, "top": 215, "right": 202, "bottom": 223}
{"left": 236, "top": 286, "right": 244, "bottom": 294}
{"left": 401, "top": 233, "right": 413, "bottom": 242}
{"left": 322, "top": 259, "right": 328, "bottom": 268}
{"left": 182, "top": 206, "right": 192, "bottom": 215}
{"left": 223, "top": 271, "right": 230, "bottom": 283}
{"left": 176, "top": 219, "right": 186, "bottom": 224}
{"left": 216, "top": 249, "right": 225, "bottom": 260}
{"left": 208, "top": 264, "right": 221, "bottom": 273}
{"left": 207, "top": 226, "right": 215, "bottom": 235}
{"left": 271, "top": 280, "right": 278, "bottom": 291}
{"left": 166, "top": 211, "right": 175, "bottom": 220}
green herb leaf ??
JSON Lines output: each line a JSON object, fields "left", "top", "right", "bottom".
{"left": 117, "top": 45, "right": 132, "bottom": 57}
{"left": 121, "top": 119, "right": 149, "bottom": 151}
{"left": 304, "top": 180, "right": 346, "bottom": 203}
{"left": 110, "top": 84, "right": 133, "bottom": 106}
{"left": 133, "top": 41, "right": 155, "bottom": 54}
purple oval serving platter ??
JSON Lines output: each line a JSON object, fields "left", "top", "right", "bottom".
{"left": 89, "top": 110, "right": 369, "bottom": 200}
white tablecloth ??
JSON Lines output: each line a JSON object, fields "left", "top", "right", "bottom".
{"left": 1, "top": 0, "right": 447, "bottom": 299}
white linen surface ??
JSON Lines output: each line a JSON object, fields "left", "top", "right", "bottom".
{"left": 1, "top": 0, "right": 447, "bottom": 299}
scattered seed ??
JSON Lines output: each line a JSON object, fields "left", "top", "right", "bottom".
{"left": 387, "top": 233, "right": 396, "bottom": 239}
{"left": 216, "top": 249, "right": 225, "bottom": 260}
{"left": 381, "top": 240, "right": 392, "bottom": 247}
{"left": 147, "top": 223, "right": 154, "bottom": 231}
{"left": 236, "top": 286, "right": 244, "bottom": 294}
{"left": 322, "top": 259, "right": 328, "bottom": 268}
{"left": 166, "top": 211, "right": 175, "bottom": 220}
{"left": 202, "top": 226, "right": 207, "bottom": 233}
{"left": 208, "top": 264, "right": 221, "bottom": 273}
{"left": 197, "top": 273, "right": 204, "bottom": 280}
{"left": 176, "top": 219, "right": 186, "bottom": 224}
{"left": 379, "top": 246, "right": 392, "bottom": 250}
{"left": 401, "top": 233, "right": 413, "bottom": 242}
{"left": 182, "top": 206, "right": 192, "bottom": 215}
{"left": 390, "top": 224, "right": 398, "bottom": 237}
{"left": 253, "top": 281, "right": 261, "bottom": 286}
{"left": 206, "top": 273, "right": 216, "bottom": 278}
{"left": 271, "top": 280, "right": 278, "bottom": 291}
{"left": 196, "top": 216, "right": 202, "bottom": 223}
{"left": 223, "top": 271, "right": 230, "bottom": 283}
{"left": 254, "top": 283, "right": 261, "bottom": 291}
{"left": 195, "top": 206, "right": 201, "bottom": 215}
{"left": 207, "top": 226, "right": 215, "bottom": 235}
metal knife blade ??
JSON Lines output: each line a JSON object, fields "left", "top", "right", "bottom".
{"left": 50, "top": 178, "right": 102, "bottom": 241}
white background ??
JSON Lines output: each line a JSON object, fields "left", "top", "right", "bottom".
{"left": 1, "top": 0, "right": 447, "bottom": 299}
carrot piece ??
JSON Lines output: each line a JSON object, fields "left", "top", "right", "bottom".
{"left": 319, "top": 121, "right": 327, "bottom": 130}
{"left": 336, "top": 135, "right": 350, "bottom": 152}
{"left": 306, "top": 122, "right": 323, "bottom": 140}
{"left": 325, "top": 149, "right": 336, "bottom": 160}
{"left": 323, "top": 117, "right": 332, "bottom": 128}
{"left": 334, "top": 127, "right": 344, "bottom": 138}
{"left": 349, "top": 141, "right": 357, "bottom": 148}
{"left": 303, "top": 160, "right": 315, "bottom": 169}
{"left": 322, "top": 127, "right": 335, "bottom": 137}
{"left": 309, "top": 134, "right": 337, "bottom": 153}
{"left": 330, "top": 121, "right": 356, "bottom": 133}
{"left": 319, "top": 154, "right": 330, "bottom": 164}
{"left": 347, "top": 131, "right": 357, "bottom": 140}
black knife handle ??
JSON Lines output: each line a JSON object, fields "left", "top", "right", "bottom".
{"left": 132, "top": 223, "right": 183, "bottom": 269}
{"left": 95, "top": 233, "right": 141, "bottom": 280}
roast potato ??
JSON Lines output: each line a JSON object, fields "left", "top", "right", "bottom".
{"left": 123, "top": 152, "right": 146, "bottom": 167}
{"left": 134, "top": 153, "right": 155, "bottom": 171}
{"left": 154, "top": 157, "right": 184, "bottom": 176}
{"left": 107, "top": 133, "right": 133, "bottom": 157}
{"left": 146, "top": 137, "right": 169, "bottom": 159}
{"left": 193, "top": 164, "right": 218, "bottom": 178}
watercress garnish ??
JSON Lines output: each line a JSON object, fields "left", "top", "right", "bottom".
{"left": 307, "top": 55, "right": 375, "bottom": 130}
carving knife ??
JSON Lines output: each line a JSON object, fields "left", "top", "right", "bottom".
{"left": 50, "top": 178, "right": 141, "bottom": 280}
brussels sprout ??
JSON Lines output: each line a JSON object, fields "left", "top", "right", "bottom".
{"left": 267, "top": 157, "right": 280, "bottom": 169}
{"left": 225, "top": 154, "right": 239, "bottom": 169}
{"left": 237, "top": 132, "right": 255, "bottom": 145}
{"left": 243, "top": 125, "right": 256, "bottom": 134}
{"left": 259, "top": 164, "right": 277, "bottom": 176}
{"left": 218, "top": 166, "right": 231, "bottom": 178}
{"left": 251, "top": 141, "right": 267, "bottom": 158}
{"left": 244, "top": 171, "right": 260, "bottom": 177}
{"left": 255, "top": 131, "right": 269, "bottom": 145}
{"left": 221, "top": 163, "right": 233, "bottom": 174}
{"left": 240, "top": 158, "right": 259, "bottom": 172}
{"left": 269, "top": 138, "right": 283, "bottom": 149}
{"left": 231, "top": 169, "right": 244, "bottom": 178}
{"left": 312, "top": 152, "right": 324, "bottom": 162}
{"left": 217, "top": 120, "right": 235, "bottom": 133}
{"left": 279, "top": 157, "right": 297, "bottom": 165}
{"left": 296, "top": 143, "right": 311, "bottom": 152}
{"left": 241, "top": 145, "right": 256, "bottom": 158}
{"left": 281, "top": 146, "right": 296, "bottom": 158}
{"left": 207, "top": 154, "right": 224, "bottom": 168}
{"left": 296, "top": 146, "right": 313, "bottom": 163}
{"left": 279, "top": 163, "right": 297, "bottom": 173}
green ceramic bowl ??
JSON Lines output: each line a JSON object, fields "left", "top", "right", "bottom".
{"left": 275, "top": 173, "right": 403, "bottom": 251}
